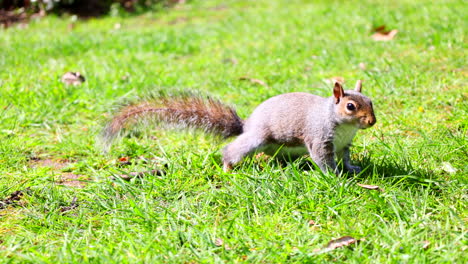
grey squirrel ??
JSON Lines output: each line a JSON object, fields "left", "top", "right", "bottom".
{"left": 102, "top": 80, "right": 376, "bottom": 174}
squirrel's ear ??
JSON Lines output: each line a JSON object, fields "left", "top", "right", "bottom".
{"left": 354, "top": 80, "right": 362, "bottom": 93}
{"left": 333, "top": 81, "right": 344, "bottom": 103}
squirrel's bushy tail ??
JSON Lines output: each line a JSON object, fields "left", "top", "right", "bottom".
{"left": 100, "top": 92, "right": 244, "bottom": 152}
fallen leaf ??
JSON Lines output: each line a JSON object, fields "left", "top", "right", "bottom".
{"left": 325, "top": 236, "right": 358, "bottom": 250}
{"left": 422, "top": 240, "right": 430, "bottom": 250}
{"left": 0, "top": 190, "right": 25, "bottom": 209}
{"left": 239, "top": 76, "right": 268, "bottom": 87}
{"left": 222, "top": 58, "right": 238, "bottom": 65}
{"left": 121, "top": 74, "right": 130, "bottom": 81}
{"left": 357, "top": 183, "right": 382, "bottom": 191}
{"left": 441, "top": 162, "right": 457, "bottom": 174}
{"left": 61, "top": 72, "right": 85, "bottom": 85}
{"left": 118, "top": 156, "right": 131, "bottom": 165}
{"left": 215, "top": 238, "right": 224, "bottom": 247}
{"left": 359, "top": 62, "right": 367, "bottom": 70}
{"left": 60, "top": 197, "right": 79, "bottom": 213}
{"left": 371, "top": 25, "right": 398, "bottom": 41}
{"left": 308, "top": 220, "right": 316, "bottom": 226}
{"left": 372, "top": 29, "right": 398, "bottom": 41}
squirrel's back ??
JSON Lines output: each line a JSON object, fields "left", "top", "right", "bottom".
{"left": 243, "top": 92, "right": 329, "bottom": 143}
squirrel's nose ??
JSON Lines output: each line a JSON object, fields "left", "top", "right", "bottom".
{"left": 368, "top": 116, "right": 376, "bottom": 126}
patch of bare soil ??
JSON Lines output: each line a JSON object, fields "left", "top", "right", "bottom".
{"left": 29, "top": 157, "right": 89, "bottom": 188}
{"left": 57, "top": 173, "right": 88, "bottom": 188}
{"left": 29, "top": 158, "right": 70, "bottom": 170}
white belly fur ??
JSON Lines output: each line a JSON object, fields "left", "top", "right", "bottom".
{"left": 333, "top": 124, "right": 358, "bottom": 152}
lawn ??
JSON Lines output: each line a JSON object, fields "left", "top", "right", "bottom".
{"left": 0, "top": 0, "right": 466, "bottom": 262}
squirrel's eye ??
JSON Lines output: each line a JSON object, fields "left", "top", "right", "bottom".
{"left": 346, "top": 103, "right": 356, "bottom": 111}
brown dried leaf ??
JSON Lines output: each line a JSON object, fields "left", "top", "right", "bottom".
{"left": 60, "top": 197, "right": 79, "bottom": 213}
{"left": 61, "top": 72, "right": 85, "bottom": 85}
{"left": 0, "top": 190, "right": 25, "bottom": 209}
{"left": 373, "top": 25, "right": 387, "bottom": 33}
{"left": 357, "top": 183, "right": 382, "bottom": 191}
{"left": 222, "top": 58, "right": 238, "bottom": 65}
{"left": 239, "top": 76, "right": 268, "bottom": 87}
{"left": 118, "top": 156, "right": 131, "bottom": 166}
{"left": 325, "top": 236, "right": 358, "bottom": 250}
{"left": 118, "top": 157, "right": 129, "bottom": 162}
{"left": 308, "top": 220, "right": 316, "bottom": 226}
{"left": 371, "top": 25, "right": 398, "bottom": 41}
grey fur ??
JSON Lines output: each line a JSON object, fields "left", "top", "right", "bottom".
{"left": 103, "top": 82, "right": 376, "bottom": 174}
{"left": 222, "top": 81, "right": 376, "bottom": 173}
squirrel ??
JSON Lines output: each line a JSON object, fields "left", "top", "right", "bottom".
{"left": 101, "top": 80, "right": 376, "bottom": 174}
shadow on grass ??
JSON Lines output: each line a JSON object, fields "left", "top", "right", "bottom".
{"left": 354, "top": 156, "right": 444, "bottom": 189}
{"left": 256, "top": 154, "right": 444, "bottom": 191}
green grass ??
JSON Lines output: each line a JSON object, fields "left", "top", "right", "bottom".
{"left": 0, "top": 0, "right": 466, "bottom": 262}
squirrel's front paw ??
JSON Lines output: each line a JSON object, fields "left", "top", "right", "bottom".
{"left": 346, "top": 165, "right": 362, "bottom": 174}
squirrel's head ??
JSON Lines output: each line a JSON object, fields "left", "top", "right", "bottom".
{"left": 333, "top": 80, "right": 376, "bottom": 129}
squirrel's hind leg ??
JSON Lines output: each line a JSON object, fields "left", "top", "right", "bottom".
{"left": 222, "top": 133, "right": 266, "bottom": 171}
